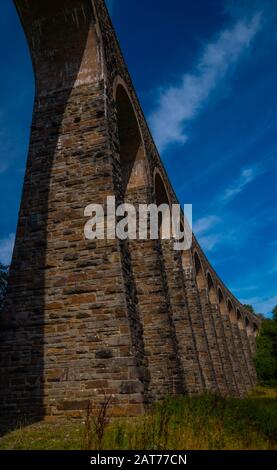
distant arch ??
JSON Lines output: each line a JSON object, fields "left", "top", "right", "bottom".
{"left": 218, "top": 287, "right": 228, "bottom": 315}
{"left": 154, "top": 170, "right": 170, "bottom": 206}
{"left": 237, "top": 309, "right": 244, "bottom": 330}
{"left": 253, "top": 322, "right": 259, "bottom": 337}
{"left": 227, "top": 299, "right": 236, "bottom": 324}
{"left": 207, "top": 272, "right": 217, "bottom": 304}
{"left": 115, "top": 81, "right": 148, "bottom": 196}
{"left": 154, "top": 170, "right": 171, "bottom": 236}
{"left": 194, "top": 251, "right": 206, "bottom": 289}
{"left": 245, "top": 316, "right": 252, "bottom": 336}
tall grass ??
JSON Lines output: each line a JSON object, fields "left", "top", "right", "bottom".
{"left": 82, "top": 395, "right": 112, "bottom": 450}
{"left": 1, "top": 390, "right": 276, "bottom": 450}
{"left": 103, "top": 394, "right": 277, "bottom": 450}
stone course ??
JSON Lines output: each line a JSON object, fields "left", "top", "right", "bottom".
{"left": 0, "top": 0, "right": 260, "bottom": 422}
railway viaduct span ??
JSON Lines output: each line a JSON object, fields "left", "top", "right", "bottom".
{"left": 0, "top": 0, "right": 260, "bottom": 422}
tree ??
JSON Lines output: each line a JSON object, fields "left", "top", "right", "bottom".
{"left": 243, "top": 304, "right": 255, "bottom": 314}
{"left": 254, "top": 306, "right": 277, "bottom": 386}
{"left": 273, "top": 305, "right": 277, "bottom": 323}
{"left": 0, "top": 263, "right": 8, "bottom": 312}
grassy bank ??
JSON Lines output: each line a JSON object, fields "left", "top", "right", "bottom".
{"left": 0, "top": 388, "right": 277, "bottom": 450}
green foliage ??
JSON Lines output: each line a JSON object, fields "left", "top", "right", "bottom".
{"left": 243, "top": 304, "right": 255, "bottom": 314}
{"left": 254, "top": 307, "right": 277, "bottom": 386}
{"left": 0, "top": 263, "right": 8, "bottom": 312}
{"left": 273, "top": 306, "right": 277, "bottom": 323}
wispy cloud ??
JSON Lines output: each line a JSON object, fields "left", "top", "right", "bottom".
{"left": 240, "top": 294, "right": 277, "bottom": 317}
{"left": 194, "top": 215, "right": 221, "bottom": 235}
{"left": 192, "top": 162, "right": 266, "bottom": 253}
{"left": 198, "top": 233, "right": 224, "bottom": 252}
{"left": 194, "top": 209, "right": 251, "bottom": 253}
{"left": 231, "top": 284, "right": 259, "bottom": 294}
{"left": 194, "top": 215, "right": 224, "bottom": 252}
{"left": 221, "top": 166, "right": 262, "bottom": 203}
{"left": 0, "top": 233, "right": 15, "bottom": 266}
{"left": 149, "top": 12, "right": 262, "bottom": 153}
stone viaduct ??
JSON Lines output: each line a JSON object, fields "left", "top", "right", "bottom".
{"left": 0, "top": 0, "right": 261, "bottom": 422}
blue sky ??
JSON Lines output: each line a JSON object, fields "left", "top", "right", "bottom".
{"left": 0, "top": 0, "right": 276, "bottom": 316}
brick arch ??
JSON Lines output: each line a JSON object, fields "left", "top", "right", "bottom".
{"left": 237, "top": 309, "right": 244, "bottom": 330}
{"left": 227, "top": 299, "right": 236, "bottom": 324}
{"left": 154, "top": 169, "right": 171, "bottom": 206}
{"left": 253, "top": 322, "right": 259, "bottom": 337}
{"left": 245, "top": 315, "right": 252, "bottom": 336}
{"left": 153, "top": 169, "right": 171, "bottom": 236}
{"left": 207, "top": 271, "right": 217, "bottom": 304}
{"left": 194, "top": 251, "right": 206, "bottom": 289}
{"left": 218, "top": 287, "right": 228, "bottom": 315}
{"left": 114, "top": 79, "right": 149, "bottom": 196}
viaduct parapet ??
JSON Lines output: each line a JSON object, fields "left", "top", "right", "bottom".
{"left": 0, "top": 0, "right": 260, "bottom": 422}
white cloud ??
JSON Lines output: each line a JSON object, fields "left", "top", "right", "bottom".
{"left": 222, "top": 166, "right": 261, "bottom": 202}
{"left": 192, "top": 164, "right": 266, "bottom": 252}
{"left": 0, "top": 233, "right": 15, "bottom": 266}
{"left": 192, "top": 163, "right": 268, "bottom": 253}
{"left": 149, "top": 12, "right": 262, "bottom": 153}
{"left": 194, "top": 212, "right": 245, "bottom": 252}
{"left": 231, "top": 284, "right": 259, "bottom": 294}
{"left": 198, "top": 233, "right": 224, "bottom": 252}
{"left": 194, "top": 215, "right": 225, "bottom": 252}
{"left": 193, "top": 215, "right": 236, "bottom": 252}
{"left": 194, "top": 215, "right": 221, "bottom": 235}
{"left": 240, "top": 295, "right": 277, "bottom": 317}
{"left": 193, "top": 215, "right": 223, "bottom": 251}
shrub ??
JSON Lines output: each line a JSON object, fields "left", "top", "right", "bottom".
{"left": 255, "top": 313, "right": 277, "bottom": 386}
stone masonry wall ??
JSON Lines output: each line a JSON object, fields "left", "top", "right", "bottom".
{"left": 0, "top": 0, "right": 260, "bottom": 425}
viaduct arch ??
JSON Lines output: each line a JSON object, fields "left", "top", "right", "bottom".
{"left": 0, "top": 0, "right": 261, "bottom": 424}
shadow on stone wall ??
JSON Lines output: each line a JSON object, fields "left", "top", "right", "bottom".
{"left": 0, "top": 0, "right": 92, "bottom": 435}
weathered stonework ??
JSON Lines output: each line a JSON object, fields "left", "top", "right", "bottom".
{"left": 0, "top": 0, "right": 260, "bottom": 424}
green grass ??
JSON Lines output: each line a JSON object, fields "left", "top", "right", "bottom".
{"left": 1, "top": 388, "right": 277, "bottom": 450}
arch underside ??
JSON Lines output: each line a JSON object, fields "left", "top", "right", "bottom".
{"left": 116, "top": 83, "right": 148, "bottom": 198}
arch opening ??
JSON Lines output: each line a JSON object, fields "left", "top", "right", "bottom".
{"left": 228, "top": 299, "right": 236, "bottom": 324}
{"left": 253, "top": 322, "right": 259, "bottom": 337}
{"left": 245, "top": 316, "right": 252, "bottom": 336}
{"left": 194, "top": 252, "right": 206, "bottom": 290}
{"left": 155, "top": 171, "right": 170, "bottom": 207}
{"left": 154, "top": 171, "right": 171, "bottom": 235}
{"left": 218, "top": 287, "right": 228, "bottom": 315}
{"left": 237, "top": 309, "right": 244, "bottom": 330}
{"left": 116, "top": 84, "right": 147, "bottom": 197}
{"left": 207, "top": 272, "right": 217, "bottom": 304}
